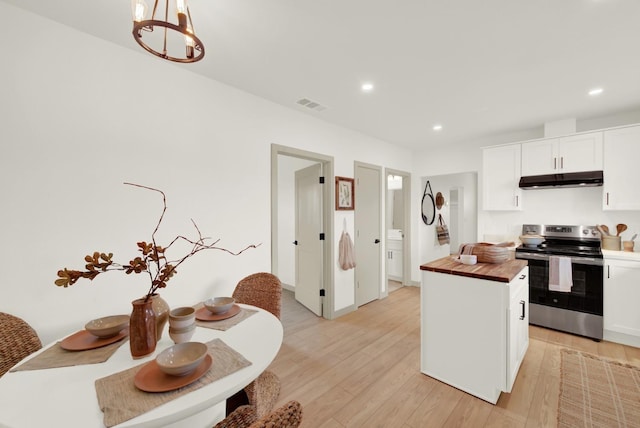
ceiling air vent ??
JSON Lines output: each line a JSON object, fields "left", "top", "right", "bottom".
{"left": 296, "top": 98, "right": 327, "bottom": 112}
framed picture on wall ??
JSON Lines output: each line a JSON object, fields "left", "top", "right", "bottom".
{"left": 335, "top": 176, "right": 355, "bottom": 210}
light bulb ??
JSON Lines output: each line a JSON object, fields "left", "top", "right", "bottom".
{"left": 176, "top": 0, "right": 187, "bottom": 14}
{"left": 185, "top": 26, "right": 195, "bottom": 58}
{"left": 131, "top": 0, "right": 148, "bottom": 22}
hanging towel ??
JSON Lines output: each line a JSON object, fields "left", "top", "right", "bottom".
{"left": 549, "top": 256, "right": 573, "bottom": 292}
{"left": 339, "top": 231, "right": 356, "bottom": 270}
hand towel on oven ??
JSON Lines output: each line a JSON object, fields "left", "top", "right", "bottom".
{"left": 549, "top": 256, "right": 573, "bottom": 292}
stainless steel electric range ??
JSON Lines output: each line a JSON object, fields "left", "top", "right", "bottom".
{"left": 515, "top": 224, "right": 603, "bottom": 340}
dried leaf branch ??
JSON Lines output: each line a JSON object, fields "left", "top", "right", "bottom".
{"left": 55, "top": 183, "right": 260, "bottom": 300}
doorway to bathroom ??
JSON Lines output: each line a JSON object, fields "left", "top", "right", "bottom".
{"left": 385, "top": 168, "right": 411, "bottom": 293}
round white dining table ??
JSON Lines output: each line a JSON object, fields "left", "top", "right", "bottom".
{"left": 0, "top": 304, "right": 283, "bottom": 428}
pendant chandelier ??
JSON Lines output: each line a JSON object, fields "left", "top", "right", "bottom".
{"left": 131, "top": 0, "right": 205, "bottom": 63}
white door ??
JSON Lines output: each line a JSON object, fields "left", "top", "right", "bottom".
{"left": 294, "top": 163, "right": 323, "bottom": 315}
{"left": 355, "top": 163, "right": 381, "bottom": 306}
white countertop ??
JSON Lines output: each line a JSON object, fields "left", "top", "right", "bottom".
{"left": 602, "top": 249, "right": 640, "bottom": 261}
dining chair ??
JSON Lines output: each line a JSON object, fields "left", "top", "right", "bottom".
{"left": 214, "top": 400, "right": 302, "bottom": 428}
{"left": 232, "top": 272, "right": 282, "bottom": 320}
{"left": 226, "top": 370, "right": 281, "bottom": 419}
{"left": 227, "top": 273, "right": 282, "bottom": 417}
{"left": 0, "top": 312, "right": 43, "bottom": 377}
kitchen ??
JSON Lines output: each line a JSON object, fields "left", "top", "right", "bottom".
{"left": 2, "top": 1, "right": 640, "bottom": 425}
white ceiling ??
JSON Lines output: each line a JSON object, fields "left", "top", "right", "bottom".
{"left": 5, "top": 0, "right": 640, "bottom": 150}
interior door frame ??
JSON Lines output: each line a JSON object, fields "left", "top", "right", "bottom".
{"left": 384, "top": 168, "right": 412, "bottom": 292}
{"left": 271, "top": 144, "right": 336, "bottom": 319}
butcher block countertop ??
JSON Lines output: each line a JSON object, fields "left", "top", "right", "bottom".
{"left": 420, "top": 256, "right": 528, "bottom": 283}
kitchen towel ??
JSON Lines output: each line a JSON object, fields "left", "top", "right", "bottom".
{"left": 549, "top": 256, "right": 573, "bottom": 292}
{"left": 338, "top": 220, "right": 356, "bottom": 270}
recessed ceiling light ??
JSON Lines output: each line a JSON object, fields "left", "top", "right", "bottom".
{"left": 588, "top": 87, "right": 603, "bottom": 96}
{"left": 361, "top": 83, "right": 374, "bottom": 92}
{"left": 433, "top": 124, "right": 443, "bottom": 131}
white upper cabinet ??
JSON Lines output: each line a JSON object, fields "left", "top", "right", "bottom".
{"left": 521, "top": 132, "right": 603, "bottom": 176}
{"left": 603, "top": 125, "right": 640, "bottom": 210}
{"left": 482, "top": 144, "right": 522, "bottom": 211}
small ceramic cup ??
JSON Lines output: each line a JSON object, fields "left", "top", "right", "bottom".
{"left": 169, "top": 307, "right": 196, "bottom": 329}
{"left": 168, "top": 323, "right": 196, "bottom": 344}
{"left": 623, "top": 241, "right": 634, "bottom": 252}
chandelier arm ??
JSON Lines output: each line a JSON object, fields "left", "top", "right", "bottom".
{"left": 132, "top": 20, "right": 205, "bottom": 63}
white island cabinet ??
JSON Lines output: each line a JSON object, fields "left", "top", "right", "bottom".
{"left": 420, "top": 258, "right": 529, "bottom": 404}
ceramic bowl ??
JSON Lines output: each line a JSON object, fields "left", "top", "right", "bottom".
{"left": 459, "top": 255, "right": 477, "bottom": 265}
{"left": 85, "top": 315, "right": 129, "bottom": 338}
{"left": 169, "top": 307, "right": 196, "bottom": 329}
{"left": 168, "top": 324, "right": 196, "bottom": 344}
{"left": 520, "top": 235, "right": 544, "bottom": 246}
{"left": 204, "top": 297, "right": 235, "bottom": 315}
{"left": 156, "top": 342, "right": 208, "bottom": 376}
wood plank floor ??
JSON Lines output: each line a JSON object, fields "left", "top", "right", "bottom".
{"left": 268, "top": 286, "right": 640, "bottom": 427}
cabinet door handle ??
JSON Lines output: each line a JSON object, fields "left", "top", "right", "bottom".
{"left": 515, "top": 195, "right": 519, "bottom": 207}
{"left": 519, "top": 300, "right": 526, "bottom": 320}
{"left": 606, "top": 192, "right": 610, "bottom": 206}
{"left": 560, "top": 157, "right": 564, "bottom": 169}
{"left": 519, "top": 274, "right": 527, "bottom": 280}
{"left": 554, "top": 157, "right": 557, "bottom": 170}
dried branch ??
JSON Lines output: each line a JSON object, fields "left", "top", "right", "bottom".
{"left": 55, "top": 183, "right": 261, "bottom": 300}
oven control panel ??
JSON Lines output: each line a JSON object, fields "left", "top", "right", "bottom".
{"left": 521, "top": 224, "right": 600, "bottom": 240}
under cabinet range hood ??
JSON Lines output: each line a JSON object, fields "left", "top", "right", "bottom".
{"left": 519, "top": 170, "right": 604, "bottom": 189}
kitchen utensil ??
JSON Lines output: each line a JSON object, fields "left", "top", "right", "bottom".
{"left": 616, "top": 223, "right": 627, "bottom": 236}
{"left": 519, "top": 235, "right": 543, "bottom": 246}
{"left": 597, "top": 225, "right": 610, "bottom": 236}
{"left": 631, "top": 234, "right": 637, "bottom": 241}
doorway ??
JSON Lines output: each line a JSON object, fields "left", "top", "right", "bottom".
{"left": 385, "top": 168, "right": 411, "bottom": 293}
{"left": 355, "top": 162, "right": 382, "bottom": 306}
{"left": 271, "top": 144, "right": 335, "bottom": 319}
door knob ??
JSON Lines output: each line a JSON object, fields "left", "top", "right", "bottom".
{"left": 374, "top": 239, "right": 380, "bottom": 244}
{"left": 293, "top": 240, "right": 298, "bottom": 245}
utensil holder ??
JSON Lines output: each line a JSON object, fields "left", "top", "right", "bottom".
{"left": 623, "top": 241, "right": 634, "bottom": 252}
{"left": 602, "top": 236, "right": 621, "bottom": 251}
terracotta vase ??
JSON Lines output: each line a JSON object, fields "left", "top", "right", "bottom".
{"left": 150, "top": 293, "right": 170, "bottom": 341}
{"left": 129, "top": 297, "right": 157, "bottom": 359}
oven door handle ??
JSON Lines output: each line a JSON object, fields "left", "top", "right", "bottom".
{"left": 516, "top": 252, "right": 603, "bottom": 266}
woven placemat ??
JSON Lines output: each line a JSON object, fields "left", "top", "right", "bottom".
{"left": 10, "top": 336, "right": 127, "bottom": 372}
{"left": 194, "top": 304, "right": 258, "bottom": 331}
{"left": 558, "top": 349, "right": 640, "bottom": 428}
{"left": 95, "top": 338, "right": 251, "bottom": 428}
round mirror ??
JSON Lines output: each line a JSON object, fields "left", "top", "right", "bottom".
{"left": 421, "top": 192, "right": 436, "bottom": 225}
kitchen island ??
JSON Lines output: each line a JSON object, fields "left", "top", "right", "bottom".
{"left": 420, "top": 257, "right": 528, "bottom": 404}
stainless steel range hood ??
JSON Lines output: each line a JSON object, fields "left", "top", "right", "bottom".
{"left": 519, "top": 170, "right": 603, "bottom": 189}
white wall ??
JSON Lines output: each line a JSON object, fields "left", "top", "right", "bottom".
{"left": 0, "top": 3, "right": 414, "bottom": 344}
{"left": 418, "top": 173, "right": 477, "bottom": 266}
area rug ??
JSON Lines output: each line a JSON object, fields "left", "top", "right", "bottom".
{"left": 558, "top": 349, "right": 640, "bottom": 427}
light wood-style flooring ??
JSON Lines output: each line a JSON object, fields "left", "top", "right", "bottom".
{"left": 268, "top": 287, "right": 640, "bottom": 427}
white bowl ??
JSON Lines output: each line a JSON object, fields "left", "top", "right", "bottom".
{"left": 520, "top": 235, "right": 544, "bottom": 246}
{"left": 168, "top": 324, "right": 196, "bottom": 344}
{"left": 156, "top": 342, "right": 208, "bottom": 376}
{"left": 85, "top": 315, "right": 129, "bottom": 338}
{"left": 169, "top": 307, "right": 196, "bottom": 329}
{"left": 459, "top": 255, "right": 477, "bottom": 265}
{"left": 204, "top": 297, "right": 235, "bottom": 315}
